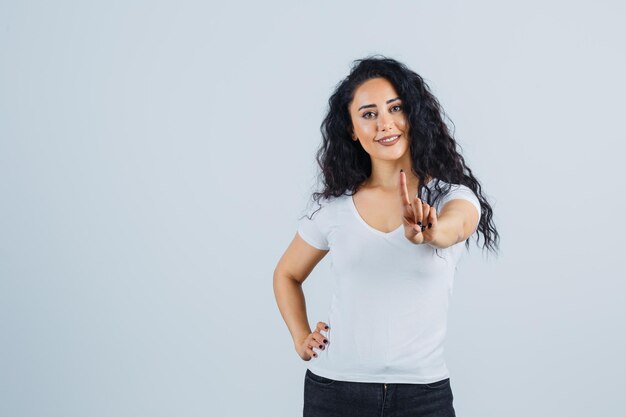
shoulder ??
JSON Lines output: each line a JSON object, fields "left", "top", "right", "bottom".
{"left": 299, "top": 194, "right": 344, "bottom": 219}
{"left": 425, "top": 179, "right": 481, "bottom": 213}
{"left": 297, "top": 194, "right": 346, "bottom": 251}
{"left": 424, "top": 178, "right": 474, "bottom": 196}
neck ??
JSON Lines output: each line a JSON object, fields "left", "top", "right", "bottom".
{"left": 363, "top": 156, "right": 429, "bottom": 191}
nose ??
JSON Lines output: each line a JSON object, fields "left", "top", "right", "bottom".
{"left": 378, "top": 113, "right": 394, "bottom": 131}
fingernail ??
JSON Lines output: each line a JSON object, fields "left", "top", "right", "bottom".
{"left": 400, "top": 169, "right": 403, "bottom": 172}
{"left": 417, "top": 221, "right": 422, "bottom": 226}
{"left": 324, "top": 339, "right": 328, "bottom": 343}
{"left": 319, "top": 345, "right": 323, "bottom": 348}
{"left": 324, "top": 325, "right": 328, "bottom": 329}
{"left": 428, "top": 222, "right": 432, "bottom": 228}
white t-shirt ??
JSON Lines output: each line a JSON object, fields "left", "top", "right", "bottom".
{"left": 297, "top": 179, "right": 481, "bottom": 384}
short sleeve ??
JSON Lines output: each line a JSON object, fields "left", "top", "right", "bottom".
{"left": 297, "top": 199, "right": 331, "bottom": 251}
{"left": 437, "top": 184, "right": 482, "bottom": 229}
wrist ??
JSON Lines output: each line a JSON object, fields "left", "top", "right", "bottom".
{"left": 425, "top": 228, "right": 445, "bottom": 249}
{"left": 292, "top": 331, "right": 310, "bottom": 346}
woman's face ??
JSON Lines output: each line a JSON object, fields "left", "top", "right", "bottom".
{"left": 348, "top": 77, "right": 410, "bottom": 161}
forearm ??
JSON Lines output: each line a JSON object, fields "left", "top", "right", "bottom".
{"left": 273, "top": 273, "right": 312, "bottom": 346}
{"left": 427, "top": 215, "right": 463, "bottom": 249}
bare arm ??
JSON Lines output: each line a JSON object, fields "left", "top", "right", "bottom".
{"left": 273, "top": 232, "right": 329, "bottom": 348}
{"left": 428, "top": 199, "right": 480, "bottom": 249}
{"left": 400, "top": 171, "right": 480, "bottom": 248}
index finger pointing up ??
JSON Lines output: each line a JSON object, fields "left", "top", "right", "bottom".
{"left": 400, "top": 169, "right": 411, "bottom": 206}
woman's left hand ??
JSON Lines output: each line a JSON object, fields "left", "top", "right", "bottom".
{"left": 399, "top": 171, "right": 438, "bottom": 245}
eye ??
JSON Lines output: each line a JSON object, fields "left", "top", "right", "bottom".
{"left": 362, "top": 105, "right": 402, "bottom": 119}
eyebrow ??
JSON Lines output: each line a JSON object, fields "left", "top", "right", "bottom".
{"left": 357, "top": 97, "right": 401, "bottom": 112}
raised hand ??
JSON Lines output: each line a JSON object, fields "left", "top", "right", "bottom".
{"left": 294, "top": 321, "right": 330, "bottom": 361}
{"left": 399, "top": 170, "right": 438, "bottom": 245}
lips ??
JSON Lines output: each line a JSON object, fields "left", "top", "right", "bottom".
{"left": 377, "top": 134, "right": 401, "bottom": 146}
{"left": 376, "top": 134, "right": 401, "bottom": 142}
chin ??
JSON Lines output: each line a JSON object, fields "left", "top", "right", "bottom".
{"left": 375, "top": 144, "right": 409, "bottom": 159}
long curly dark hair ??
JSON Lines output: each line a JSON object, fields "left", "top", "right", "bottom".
{"left": 308, "top": 54, "right": 499, "bottom": 255}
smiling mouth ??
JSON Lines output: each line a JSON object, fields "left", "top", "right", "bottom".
{"left": 376, "top": 134, "right": 400, "bottom": 143}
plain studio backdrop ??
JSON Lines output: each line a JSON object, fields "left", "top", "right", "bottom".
{"left": 1, "top": 1, "right": 624, "bottom": 416}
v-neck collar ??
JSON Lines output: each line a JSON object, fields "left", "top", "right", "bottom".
{"left": 347, "top": 177, "right": 437, "bottom": 237}
{"left": 348, "top": 194, "right": 403, "bottom": 237}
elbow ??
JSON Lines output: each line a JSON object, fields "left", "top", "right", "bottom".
{"left": 455, "top": 225, "right": 465, "bottom": 246}
{"left": 273, "top": 268, "right": 302, "bottom": 285}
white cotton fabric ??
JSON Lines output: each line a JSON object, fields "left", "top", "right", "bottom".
{"left": 296, "top": 179, "right": 481, "bottom": 384}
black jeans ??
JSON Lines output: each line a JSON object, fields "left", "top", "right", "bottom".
{"left": 303, "top": 368, "right": 456, "bottom": 417}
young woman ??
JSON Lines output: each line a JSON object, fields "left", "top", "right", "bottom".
{"left": 273, "top": 56, "right": 499, "bottom": 417}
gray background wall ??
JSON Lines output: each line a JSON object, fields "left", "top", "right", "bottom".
{"left": 1, "top": 1, "right": 624, "bottom": 416}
